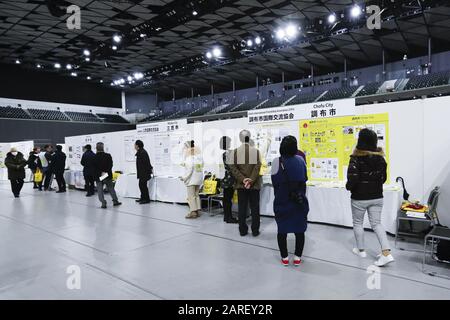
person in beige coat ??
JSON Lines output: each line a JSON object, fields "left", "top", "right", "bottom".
{"left": 229, "top": 130, "right": 262, "bottom": 236}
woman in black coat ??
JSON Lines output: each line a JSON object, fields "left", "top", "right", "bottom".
{"left": 5, "top": 148, "right": 27, "bottom": 198}
{"left": 28, "top": 147, "right": 43, "bottom": 190}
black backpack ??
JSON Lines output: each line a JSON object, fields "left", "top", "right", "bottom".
{"left": 436, "top": 239, "right": 450, "bottom": 262}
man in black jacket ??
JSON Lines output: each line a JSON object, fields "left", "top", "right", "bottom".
{"left": 93, "top": 142, "right": 121, "bottom": 209}
{"left": 135, "top": 140, "right": 153, "bottom": 204}
{"left": 52, "top": 145, "right": 67, "bottom": 193}
{"left": 42, "top": 145, "right": 54, "bottom": 191}
{"left": 28, "top": 147, "right": 42, "bottom": 190}
{"left": 81, "top": 144, "right": 96, "bottom": 197}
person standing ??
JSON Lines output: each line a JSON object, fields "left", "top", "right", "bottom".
{"left": 52, "top": 145, "right": 67, "bottom": 193}
{"left": 229, "top": 130, "right": 262, "bottom": 237}
{"left": 93, "top": 142, "right": 121, "bottom": 209}
{"left": 179, "top": 140, "right": 203, "bottom": 219}
{"left": 271, "top": 136, "right": 309, "bottom": 267}
{"left": 81, "top": 144, "right": 96, "bottom": 197}
{"left": 41, "top": 145, "right": 54, "bottom": 191}
{"left": 220, "top": 136, "right": 238, "bottom": 224}
{"left": 28, "top": 147, "right": 43, "bottom": 190}
{"left": 135, "top": 140, "right": 153, "bottom": 204}
{"left": 346, "top": 128, "right": 394, "bottom": 267}
{"left": 5, "top": 147, "right": 27, "bottom": 198}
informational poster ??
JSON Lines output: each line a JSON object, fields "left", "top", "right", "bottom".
{"left": 299, "top": 113, "right": 389, "bottom": 182}
{"left": 152, "top": 130, "right": 191, "bottom": 177}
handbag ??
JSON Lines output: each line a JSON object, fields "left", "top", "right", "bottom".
{"left": 34, "top": 168, "right": 43, "bottom": 183}
{"left": 279, "top": 157, "right": 306, "bottom": 207}
{"left": 203, "top": 175, "right": 218, "bottom": 195}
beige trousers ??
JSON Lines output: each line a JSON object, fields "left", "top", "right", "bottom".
{"left": 186, "top": 185, "right": 201, "bottom": 212}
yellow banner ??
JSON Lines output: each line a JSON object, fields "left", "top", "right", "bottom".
{"left": 299, "top": 113, "right": 389, "bottom": 183}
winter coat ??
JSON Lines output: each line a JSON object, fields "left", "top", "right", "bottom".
{"left": 51, "top": 150, "right": 66, "bottom": 174}
{"left": 346, "top": 148, "right": 387, "bottom": 200}
{"left": 181, "top": 154, "right": 203, "bottom": 186}
{"left": 136, "top": 148, "right": 153, "bottom": 180}
{"left": 93, "top": 152, "right": 114, "bottom": 181}
{"left": 229, "top": 143, "right": 262, "bottom": 190}
{"left": 81, "top": 150, "right": 96, "bottom": 176}
{"left": 5, "top": 152, "right": 27, "bottom": 180}
{"left": 27, "top": 152, "right": 42, "bottom": 172}
{"left": 271, "top": 155, "right": 309, "bottom": 234}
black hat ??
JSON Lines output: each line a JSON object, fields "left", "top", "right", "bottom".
{"left": 356, "top": 128, "right": 378, "bottom": 151}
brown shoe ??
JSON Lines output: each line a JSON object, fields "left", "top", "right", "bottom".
{"left": 185, "top": 212, "right": 197, "bottom": 219}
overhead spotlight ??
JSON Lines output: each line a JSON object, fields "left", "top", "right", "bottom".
{"left": 285, "top": 24, "right": 298, "bottom": 38}
{"left": 36, "top": 64, "right": 41, "bottom": 68}
{"left": 212, "top": 47, "right": 221, "bottom": 58}
{"left": 15, "top": 59, "right": 21, "bottom": 64}
{"left": 276, "top": 28, "right": 285, "bottom": 40}
{"left": 120, "top": 78, "right": 125, "bottom": 84}
{"left": 113, "top": 35, "right": 122, "bottom": 43}
{"left": 112, "top": 45, "right": 117, "bottom": 51}
{"left": 206, "top": 51, "right": 213, "bottom": 59}
{"left": 255, "top": 36, "right": 262, "bottom": 45}
{"left": 350, "top": 5, "right": 362, "bottom": 18}
{"left": 328, "top": 14, "right": 337, "bottom": 23}
{"left": 85, "top": 57, "right": 90, "bottom": 62}
{"left": 70, "top": 72, "right": 77, "bottom": 77}
{"left": 134, "top": 72, "right": 144, "bottom": 80}
{"left": 83, "top": 49, "right": 90, "bottom": 56}
{"left": 86, "top": 76, "right": 91, "bottom": 80}
{"left": 140, "top": 33, "right": 146, "bottom": 38}
{"left": 66, "top": 64, "right": 72, "bottom": 70}
{"left": 100, "top": 80, "right": 103, "bottom": 83}
{"left": 54, "top": 63, "right": 61, "bottom": 69}
{"left": 127, "top": 75, "right": 133, "bottom": 81}
{"left": 247, "top": 39, "right": 253, "bottom": 47}
{"left": 192, "top": 10, "right": 198, "bottom": 16}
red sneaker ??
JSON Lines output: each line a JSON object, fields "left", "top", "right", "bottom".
{"left": 293, "top": 257, "right": 302, "bottom": 267}
{"left": 281, "top": 258, "right": 289, "bottom": 267}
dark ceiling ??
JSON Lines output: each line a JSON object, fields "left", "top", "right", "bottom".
{"left": 1, "top": 0, "right": 450, "bottom": 99}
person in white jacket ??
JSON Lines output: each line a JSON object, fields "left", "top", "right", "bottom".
{"left": 179, "top": 140, "right": 204, "bottom": 219}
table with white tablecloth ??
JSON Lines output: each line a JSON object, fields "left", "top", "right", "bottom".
{"left": 260, "top": 184, "right": 402, "bottom": 234}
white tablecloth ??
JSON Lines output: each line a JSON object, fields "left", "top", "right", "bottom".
{"left": 261, "top": 184, "right": 402, "bottom": 234}
{"left": 115, "top": 174, "right": 187, "bottom": 203}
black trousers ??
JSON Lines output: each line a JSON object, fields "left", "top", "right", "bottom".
{"left": 139, "top": 178, "right": 150, "bottom": 201}
{"left": 223, "top": 187, "right": 234, "bottom": 221}
{"left": 55, "top": 171, "right": 66, "bottom": 191}
{"left": 10, "top": 179, "right": 24, "bottom": 196}
{"left": 43, "top": 168, "right": 53, "bottom": 190}
{"left": 277, "top": 233, "right": 305, "bottom": 258}
{"left": 84, "top": 174, "right": 95, "bottom": 194}
{"left": 237, "top": 189, "right": 260, "bottom": 234}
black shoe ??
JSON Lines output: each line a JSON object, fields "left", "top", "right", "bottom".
{"left": 139, "top": 200, "right": 150, "bottom": 204}
{"left": 252, "top": 231, "right": 260, "bottom": 237}
{"left": 101, "top": 202, "right": 107, "bottom": 209}
{"left": 135, "top": 199, "right": 142, "bottom": 203}
{"left": 14, "top": 194, "right": 19, "bottom": 198}
{"left": 38, "top": 188, "right": 42, "bottom": 191}
{"left": 56, "top": 190, "right": 66, "bottom": 193}
{"left": 225, "top": 218, "right": 238, "bottom": 224}
{"left": 86, "top": 193, "right": 93, "bottom": 197}
{"left": 113, "top": 201, "right": 122, "bottom": 207}
{"left": 240, "top": 231, "right": 248, "bottom": 237}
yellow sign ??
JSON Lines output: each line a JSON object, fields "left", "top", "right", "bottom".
{"left": 299, "top": 113, "right": 389, "bottom": 182}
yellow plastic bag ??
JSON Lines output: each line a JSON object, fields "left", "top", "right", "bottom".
{"left": 34, "top": 169, "right": 43, "bottom": 183}
{"left": 203, "top": 176, "right": 218, "bottom": 195}
{"left": 232, "top": 190, "right": 238, "bottom": 204}
{"left": 259, "top": 159, "right": 268, "bottom": 175}
{"left": 112, "top": 172, "right": 121, "bottom": 182}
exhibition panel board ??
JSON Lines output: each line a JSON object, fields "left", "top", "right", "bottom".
{"left": 64, "top": 96, "right": 450, "bottom": 227}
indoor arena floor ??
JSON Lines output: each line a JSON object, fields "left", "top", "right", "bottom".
{"left": 0, "top": 181, "right": 449, "bottom": 300}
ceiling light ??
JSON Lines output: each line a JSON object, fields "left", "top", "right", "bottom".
{"left": 206, "top": 51, "right": 212, "bottom": 59}
{"left": 212, "top": 47, "right": 221, "bottom": 58}
{"left": 351, "top": 5, "right": 362, "bottom": 18}
{"left": 15, "top": 59, "right": 21, "bottom": 64}
{"left": 247, "top": 39, "right": 253, "bottom": 47}
{"left": 140, "top": 33, "right": 146, "bottom": 38}
{"left": 87, "top": 76, "right": 91, "bottom": 80}
{"left": 54, "top": 63, "right": 61, "bottom": 69}
{"left": 36, "top": 64, "right": 41, "bottom": 68}
{"left": 71, "top": 72, "right": 77, "bottom": 77}
{"left": 192, "top": 10, "right": 198, "bottom": 16}
{"left": 285, "top": 24, "right": 298, "bottom": 38}
{"left": 113, "top": 35, "right": 122, "bottom": 43}
{"left": 127, "top": 75, "right": 133, "bottom": 81}
{"left": 112, "top": 45, "right": 117, "bottom": 50}
{"left": 328, "top": 14, "right": 337, "bottom": 23}
{"left": 83, "top": 49, "right": 90, "bottom": 56}
{"left": 85, "top": 57, "right": 90, "bottom": 62}
{"left": 134, "top": 72, "right": 144, "bottom": 80}
{"left": 66, "top": 64, "right": 72, "bottom": 70}
{"left": 276, "top": 28, "right": 285, "bottom": 40}
{"left": 100, "top": 80, "right": 103, "bottom": 83}
{"left": 255, "top": 36, "right": 262, "bottom": 45}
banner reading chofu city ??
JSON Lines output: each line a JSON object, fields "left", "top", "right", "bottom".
{"left": 136, "top": 119, "right": 187, "bottom": 135}
{"left": 247, "top": 98, "right": 356, "bottom": 124}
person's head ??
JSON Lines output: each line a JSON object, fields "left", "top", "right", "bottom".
{"left": 33, "top": 147, "right": 40, "bottom": 153}
{"left": 44, "top": 144, "right": 52, "bottom": 152}
{"left": 10, "top": 147, "right": 18, "bottom": 156}
{"left": 220, "top": 136, "right": 231, "bottom": 151}
{"left": 239, "top": 130, "right": 251, "bottom": 143}
{"left": 96, "top": 142, "right": 104, "bottom": 152}
{"left": 84, "top": 144, "right": 91, "bottom": 152}
{"left": 135, "top": 140, "right": 144, "bottom": 151}
{"left": 279, "top": 135, "right": 298, "bottom": 157}
{"left": 356, "top": 128, "right": 378, "bottom": 152}
{"left": 56, "top": 145, "right": 62, "bottom": 151}
{"left": 183, "top": 140, "right": 195, "bottom": 156}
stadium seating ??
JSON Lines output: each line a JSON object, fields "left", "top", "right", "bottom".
{"left": 215, "top": 104, "right": 241, "bottom": 114}
{"left": 258, "top": 95, "right": 295, "bottom": 109}
{"left": 0, "top": 106, "right": 31, "bottom": 119}
{"left": 230, "top": 99, "right": 266, "bottom": 112}
{"left": 96, "top": 113, "right": 129, "bottom": 124}
{"left": 188, "top": 106, "right": 215, "bottom": 117}
{"left": 28, "top": 108, "right": 70, "bottom": 121}
{"left": 285, "top": 92, "right": 321, "bottom": 106}
{"left": 404, "top": 71, "right": 450, "bottom": 91}
{"left": 356, "top": 82, "right": 382, "bottom": 97}
{"left": 65, "top": 111, "right": 103, "bottom": 123}
{"left": 318, "top": 86, "right": 359, "bottom": 101}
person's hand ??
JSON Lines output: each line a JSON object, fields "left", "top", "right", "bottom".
{"left": 243, "top": 178, "right": 253, "bottom": 189}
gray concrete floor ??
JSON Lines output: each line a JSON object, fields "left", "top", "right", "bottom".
{"left": 0, "top": 182, "right": 449, "bottom": 300}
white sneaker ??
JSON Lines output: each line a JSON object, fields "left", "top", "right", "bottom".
{"left": 352, "top": 248, "right": 367, "bottom": 258}
{"left": 374, "top": 254, "right": 395, "bottom": 267}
